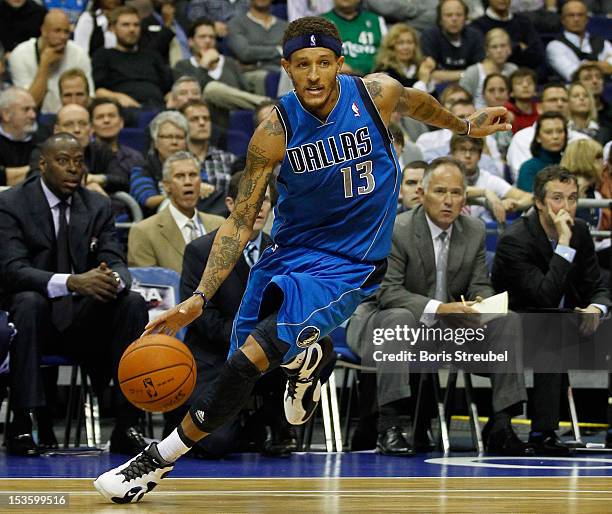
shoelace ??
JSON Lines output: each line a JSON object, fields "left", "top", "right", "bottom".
{"left": 119, "top": 450, "right": 162, "bottom": 482}
{"left": 286, "top": 376, "right": 315, "bottom": 400}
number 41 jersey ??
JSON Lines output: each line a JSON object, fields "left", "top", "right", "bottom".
{"left": 273, "top": 74, "right": 401, "bottom": 262}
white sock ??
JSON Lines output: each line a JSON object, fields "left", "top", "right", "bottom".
{"left": 156, "top": 428, "right": 192, "bottom": 463}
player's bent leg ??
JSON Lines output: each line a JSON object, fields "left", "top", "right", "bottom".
{"left": 283, "top": 336, "right": 335, "bottom": 425}
{"left": 94, "top": 318, "right": 289, "bottom": 504}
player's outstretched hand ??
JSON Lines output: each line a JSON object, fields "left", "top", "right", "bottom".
{"left": 466, "top": 106, "right": 512, "bottom": 138}
{"left": 142, "top": 294, "right": 205, "bottom": 337}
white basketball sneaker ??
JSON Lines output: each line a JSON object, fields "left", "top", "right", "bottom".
{"left": 94, "top": 442, "right": 174, "bottom": 503}
{"left": 282, "top": 337, "right": 334, "bottom": 425}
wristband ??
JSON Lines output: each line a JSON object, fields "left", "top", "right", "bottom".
{"left": 459, "top": 119, "right": 471, "bottom": 136}
{"left": 193, "top": 290, "right": 210, "bottom": 306}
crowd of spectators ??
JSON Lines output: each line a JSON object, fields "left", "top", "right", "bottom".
{"left": 0, "top": 0, "right": 610, "bottom": 458}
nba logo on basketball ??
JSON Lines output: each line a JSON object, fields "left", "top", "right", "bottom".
{"left": 143, "top": 377, "right": 158, "bottom": 398}
{"left": 352, "top": 102, "right": 360, "bottom": 117}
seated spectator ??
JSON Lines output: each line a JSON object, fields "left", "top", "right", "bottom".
{"left": 93, "top": 5, "right": 173, "bottom": 109}
{"left": 505, "top": 68, "right": 538, "bottom": 134}
{"left": 174, "top": 171, "right": 296, "bottom": 458}
{"left": 323, "top": 0, "right": 386, "bottom": 76}
{"left": 416, "top": 99, "right": 505, "bottom": 177}
{"left": 439, "top": 83, "right": 473, "bottom": 109}
{"left": 74, "top": 0, "right": 122, "bottom": 57}
{"left": 517, "top": 112, "right": 567, "bottom": 192}
{"left": 288, "top": 0, "right": 333, "bottom": 20}
{"left": 510, "top": 0, "right": 561, "bottom": 33}
{"left": 507, "top": 83, "right": 590, "bottom": 181}
{"left": 172, "top": 18, "right": 269, "bottom": 128}
{"left": 140, "top": 0, "right": 190, "bottom": 64}
{"left": 460, "top": 28, "right": 517, "bottom": 109}
{"left": 567, "top": 81, "right": 604, "bottom": 143}
{"left": 421, "top": 0, "right": 484, "bottom": 84}
{"left": 546, "top": 0, "right": 612, "bottom": 83}
{"left": 561, "top": 139, "right": 605, "bottom": 236}
{"left": 363, "top": 0, "right": 437, "bottom": 32}
{"left": 492, "top": 165, "right": 611, "bottom": 454}
{"left": 128, "top": 150, "right": 224, "bottom": 271}
{"left": 166, "top": 75, "right": 202, "bottom": 109}
{"left": 187, "top": 0, "right": 248, "bottom": 38}
{"left": 29, "top": 104, "right": 128, "bottom": 196}
{"left": 36, "top": 67, "right": 93, "bottom": 141}
{"left": 573, "top": 64, "right": 612, "bottom": 143}
{"left": 130, "top": 110, "right": 188, "bottom": 216}
{"left": 0, "top": 133, "right": 149, "bottom": 456}
{"left": 0, "top": 0, "right": 47, "bottom": 54}
{"left": 9, "top": 10, "right": 94, "bottom": 114}
{"left": 374, "top": 23, "right": 436, "bottom": 92}
{"left": 398, "top": 160, "right": 426, "bottom": 212}
{"left": 227, "top": 0, "right": 288, "bottom": 95}
{"left": 472, "top": 0, "right": 543, "bottom": 70}
{"left": 347, "top": 157, "right": 532, "bottom": 457}
{"left": 0, "top": 87, "right": 39, "bottom": 186}
{"left": 180, "top": 99, "right": 236, "bottom": 216}
{"left": 482, "top": 73, "right": 513, "bottom": 159}
{"left": 598, "top": 146, "right": 612, "bottom": 271}
{"left": 89, "top": 97, "right": 144, "bottom": 191}
{"left": 451, "top": 134, "right": 532, "bottom": 223}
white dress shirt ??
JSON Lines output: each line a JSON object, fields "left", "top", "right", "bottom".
{"left": 168, "top": 203, "right": 205, "bottom": 244}
{"left": 546, "top": 31, "right": 612, "bottom": 82}
{"left": 420, "top": 214, "right": 454, "bottom": 326}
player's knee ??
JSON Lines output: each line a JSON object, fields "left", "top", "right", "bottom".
{"left": 250, "top": 312, "right": 290, "bottom": 369}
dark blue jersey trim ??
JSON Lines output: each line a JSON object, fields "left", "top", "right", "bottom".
{"left": 275, "top": 103, "right": 293, "bottom": 144}
{"left": 353, "top": 76, "right": 393, "bottom": 161}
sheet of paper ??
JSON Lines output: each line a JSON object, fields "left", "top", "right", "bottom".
{"left": 471, "top": 291, "right": 508, "bottom": 323}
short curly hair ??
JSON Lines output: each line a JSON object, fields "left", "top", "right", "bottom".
{"left": 282, "top": 16, "right": 341, "bottom": 47}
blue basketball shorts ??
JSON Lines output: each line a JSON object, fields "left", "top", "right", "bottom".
{"left": 228, "top": 244, "right": 387, "bottom": 363}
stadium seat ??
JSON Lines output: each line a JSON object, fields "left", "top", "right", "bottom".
{"left": 137, "top": 109, "right": 161, "bottom": 129}
{"left": 226, "top": 128, "right": 251, "bottom": 157}
{"left": 587, "top": 16, "right": 612, "bottom": 39}
{"left": 271, "top": 2, "right": 288, "bottom": 20}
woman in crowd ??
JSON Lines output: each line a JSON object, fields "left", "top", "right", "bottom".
{"left": 459, "top": 28, "right": 517, "bottom": 108}
{"left": 567, "top": 81, "right": 604, "bottom": 143}
{"left": 482, "top": 73, "right": 513, "bottom": 160}
{"left": 130, "top": 111, "right": 188, "bottom": 217}
{"left": 517, "top": 112, "right": 567, "bottom": 192}
{"left": 561, "top": 139, "right": 608, "bottom": 265}
{"left": 74, "top": 0, "right": 123, "bottom": 57}
{"left": 375, "top": 23, "right": 436, "bottom": 92}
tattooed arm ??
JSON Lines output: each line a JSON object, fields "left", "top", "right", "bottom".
{"left": 142, "top": 111, "right": 286, "bottom": 336}
{"left": 362, "top": 73, "right": 512, "bottom": 138}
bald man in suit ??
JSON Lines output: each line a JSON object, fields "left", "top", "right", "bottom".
{"left": 127, "top": 151, "right": 224, "bottom": 273}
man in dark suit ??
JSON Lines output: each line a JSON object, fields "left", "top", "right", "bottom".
{"left": 173, "top": 171, "right": 296, "bottom": 457}
{"left": 348, "top": 157, "right": 531, "bottom": 456}
{"left": 0, "top": 133, "right": 149, "bottom": 456}
{"left": 492, "top": 165, "right": 612, "bottom": 454}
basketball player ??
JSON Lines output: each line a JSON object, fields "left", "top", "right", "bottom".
{"left": 95, "top": 17, "right": 510, "bottom": 503}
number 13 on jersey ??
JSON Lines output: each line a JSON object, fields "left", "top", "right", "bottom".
{"left": 340, "top": 160, "right": 375, "bottom": 198}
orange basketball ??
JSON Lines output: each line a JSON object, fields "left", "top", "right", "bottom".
{"left": 118, "top": 334, "right": 197, "bottom": 413}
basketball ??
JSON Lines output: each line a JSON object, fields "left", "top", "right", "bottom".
{"left": 118, "top": 334, "right": 196, "bottom": 413}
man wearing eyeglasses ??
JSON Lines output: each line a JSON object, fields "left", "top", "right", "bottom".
{"left": 492, "top": 165, "right": 612, "bottom": 454}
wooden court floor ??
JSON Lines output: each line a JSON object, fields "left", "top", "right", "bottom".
{"left": 0, "top": 476, "right": 611, "bottom": 513}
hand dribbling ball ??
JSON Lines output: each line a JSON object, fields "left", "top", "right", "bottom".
{"left": 118, "top": 334, "right": 196, "bottom": 413}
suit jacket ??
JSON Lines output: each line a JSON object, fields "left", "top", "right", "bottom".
{"left": 491, "top": 210, "right": 610, "bottom": 311}
{"left": 127, "top": 207, "right": 225, "bottom": 274}
{"left": 0, "top": 175, "right": 130, "bottom": 298}
{"left": 180, "top": 229, "right": 273, "bottom": 360}
{"left": 347, "top": 206, "right": 493, "bottom": 349}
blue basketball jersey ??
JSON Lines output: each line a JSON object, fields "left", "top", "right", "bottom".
{"left": 273, "top": 74, "right": 401, "bottom": 262}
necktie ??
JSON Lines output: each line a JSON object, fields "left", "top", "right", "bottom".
{"left": 434, "top": 231, "right": 449, "bottom": 302}
{"left": 186, "top": 220, "right": 199, "bottom": 242}
{"left": 52, "top": 201, "right": 73, "bottom": 331}
{"left": 245, "top": 242, "right": 257, "bottom": 267}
